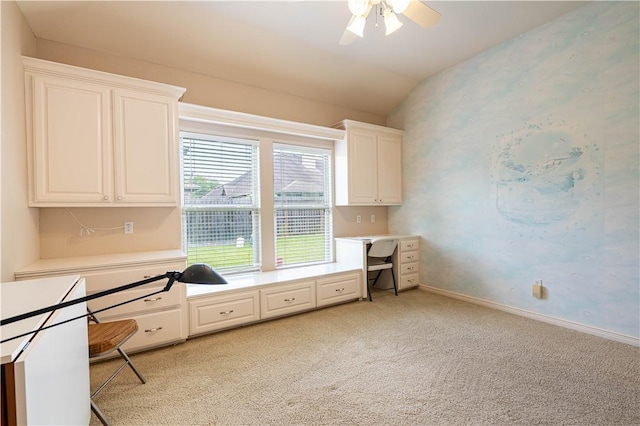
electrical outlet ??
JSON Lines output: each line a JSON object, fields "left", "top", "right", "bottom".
{"left": 532, "top": 281, "right": 544, "bottom": 299}
{"left": 124, "top": 222, "right": 134, "bottom": 234}
{"left": 356, "top": 215, "right": 362, "bottom": 224}
{"left": 371, "top": 214, "right": 376, "bottom": 223}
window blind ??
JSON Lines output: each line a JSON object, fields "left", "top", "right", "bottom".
{"left": 182, "top": 134, "right": 261, "bottom": 273}
{"left": 273, "top": 144, "right": 333, "bottom": 267}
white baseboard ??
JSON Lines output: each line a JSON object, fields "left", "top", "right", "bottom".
{"left": 419, "top": 285, "right": 640, "bottom": 347}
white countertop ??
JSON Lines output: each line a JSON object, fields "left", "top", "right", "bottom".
{"left": 1, "top": 275, "right": 81, "bottom": 364}
{"left": 187, "top": 262, "right": 360, "bottom": 299}
{"left": 14, "top": 249, "right": 187, "bottom": 279}
{"left": 335, "top": 234, "right": 417, "bottom": 243}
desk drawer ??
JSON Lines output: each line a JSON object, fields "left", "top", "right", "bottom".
{"left": 189, "top": 290, "right": 260, "bottom": 335}
{"left": 121, "top": 308, "right": 185, "bottom": 352}
{"left": 400, "top": 239, "right": 419, "bottom": 252}
{"left": 261, "top": 280, "right": 316, "bottom": 319}
{"left": 400, "top": 252, "right": 419, "bottom": 263}
{"left": 400, "top": 273, "right": 420, "bottom": 289}
{"left": 87, "top": 285, "right": 182, "bottom": 319}
{"left": 317, "top": 273, "right": 360, "bottom": 307}
{"left": 400, "top": 262, "right": 419, "bottom": 275}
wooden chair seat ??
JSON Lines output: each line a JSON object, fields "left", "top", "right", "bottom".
{"left": 87, "top": 314, "right": 145, "bottom": 426}
{"left": 88, "top": 319, "right": 138, "bottom": 357}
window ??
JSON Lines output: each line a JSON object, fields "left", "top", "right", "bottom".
{"left": 274, "top": 144, "right": 333, "bottom": 267}
{"left": 181, "top": 133, "right": 260, "bottom": 273}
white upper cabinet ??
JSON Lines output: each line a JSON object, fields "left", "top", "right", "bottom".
{"left": 23, "top": 57, "right": 186, "bottom": 207}
{"left": 334, "top": 119, "right": 403, "bottom": 206}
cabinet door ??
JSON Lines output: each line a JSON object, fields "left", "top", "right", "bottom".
{"left": 112, "top": 89, "right": 179, "bottom": 204}
{"left": 260, "top": 280, "right": 316, "bottom": 319}
{"left": 30, "top": 75, "right": 112, "bottom": 204}
{"left": 317, "top": 273, "right": 361, "bottom": 307}
{"left": 189, "top": 290, "right": 260, "bottom": 336}
{"left": 347, "top": 129, "right": 378, "bottom": 204}
{"left": 376, "top": 134, "right": 402, "bottom": 204}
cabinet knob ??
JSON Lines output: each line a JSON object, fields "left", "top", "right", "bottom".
{"left": 144, "top": 327, "right": 163, "bottom": 333}
{"left": 335, "top": 288, "right": 345, "bottom": 292}
{"left": 144, "top": 297, "right": 162, "bottom": 302}
{"left": 284, "top": 297, "right": 296, "bottom": 302}
{"left": 117, "top": 195, "right": 123, "bottom": 200}
{"left": 220, "top": 310, "right": 235, "bottom": 315}
{"left": 103, "top": 195, "right": 109, "bottom": 200}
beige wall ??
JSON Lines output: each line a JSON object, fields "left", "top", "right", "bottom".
{"left": 28, "top": 38, "right": 390, "bottom": 261}
{"left": 36, "top": 40, "right": 385, "bottom": 128}
{"left": 1, "top": 1, "right": 39, "bottom": 281}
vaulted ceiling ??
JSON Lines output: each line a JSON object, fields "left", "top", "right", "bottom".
{"left": 17, "top": 1, "right": 586, "bottom": 117}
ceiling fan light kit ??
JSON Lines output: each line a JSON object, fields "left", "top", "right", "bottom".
{"left": 383, "top": 8, "right": 404, "bottom": 35}
{"left": 340, "top": 0, "right": 441, "bottom": 44}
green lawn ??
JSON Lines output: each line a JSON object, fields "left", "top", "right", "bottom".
{"left": 187, "top": 234, "right": 326, "bottom": 269}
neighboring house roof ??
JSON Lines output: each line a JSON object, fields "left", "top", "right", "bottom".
{"left": 185, "top": 152, "right": 326, "bottom": 206}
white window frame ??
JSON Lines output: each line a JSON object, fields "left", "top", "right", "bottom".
{"left": 179, "top": 103, "right": 344, "bottom": 273}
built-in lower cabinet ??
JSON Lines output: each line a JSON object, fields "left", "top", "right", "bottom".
{"left": 14, "top": 250, "right": 188, "bottom": 353}
{"left": 335, "top": 235, "right": 421, "bottom": 295}
{"left": 189, "top": 290, "right": 260, "bottom": 336}
{"left": 17, "top": 256, "right": 362, "bottom": 352}
{"left": 187, "top": 269, "right": 361, "bottom": 338}
{"left": 397, "top": 238, "right": 420, "bottom": 290}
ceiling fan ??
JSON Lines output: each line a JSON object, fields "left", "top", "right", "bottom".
{"left": 339, "top": 0, "right": 440, "bottom": 45}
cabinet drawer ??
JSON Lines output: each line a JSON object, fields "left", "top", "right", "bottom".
{"left": 260, "top": 280, "right": 316, "bottom": 319}
{"left": 400, "top": 239, "right": 419, "bottom": 252}
{"left": 317, "top": 273, "right": 361, "bottom": 307}
{"left": 400, "top": 262, "right": 419, "bottom": 275}
{"left": 87, "top": 285, "right": 182, "bottom": 318}
{"left": 400, "top": 273, "right": 420, "bottom": 289}
{"left": 400, "top": 252, "right": 419, "bottom": 263}
{"left": 189, "top": 290, "right": 260, "bottom": 336}
{"left": 120, "top": 308, "right": 185, "bottom": 352}
{"left": 84, "top": 262, "right": 186, "bottom": 293}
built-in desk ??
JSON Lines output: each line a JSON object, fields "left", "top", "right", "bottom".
{"left": 335, "top": 235, "right": 421, "bottom": 297}
{"left": 1, "top": 275, "right": 90, "bottom": 425}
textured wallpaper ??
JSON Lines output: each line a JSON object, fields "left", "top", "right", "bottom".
{"left": 388, "top": 2, "right": 639, "bottom": 338}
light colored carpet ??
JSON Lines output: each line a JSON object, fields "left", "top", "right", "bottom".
{"left": 90, "top": 289, "right": 639, "bottom": 425}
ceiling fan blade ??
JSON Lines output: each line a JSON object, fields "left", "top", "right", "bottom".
{"left": 403, "top": 1, "right": 441, "bottom": 28}
{"left": 339, "top": 16, "right": 359, "bottom": 45}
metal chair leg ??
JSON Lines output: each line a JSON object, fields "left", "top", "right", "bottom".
{"left": 390, "top": 267, "right": 398, "bottom": 296}
{"left": 91, "top": 348, "right": 146, "bottom": 398}
{"left": 91, "top": 399, "right": 111, "bottom": 426}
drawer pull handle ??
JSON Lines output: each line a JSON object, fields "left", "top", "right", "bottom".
{"left": 145, "top": 327, "right": 163, "bottom": 333}
{"left": 284, "top": 297, "right": 296, "bottom": 302}
{"left": 335, "top": 288, "right": 345, "bottom": 292}
{"left": 144, "top": 297, "right": 162, "bottom": 302}
{"left": 220, "top": 310, "right": 235, "bottom": 315}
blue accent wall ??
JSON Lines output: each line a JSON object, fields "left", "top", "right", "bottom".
{"left": 388, "top": 2, "right": 639, "bottom": 338}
